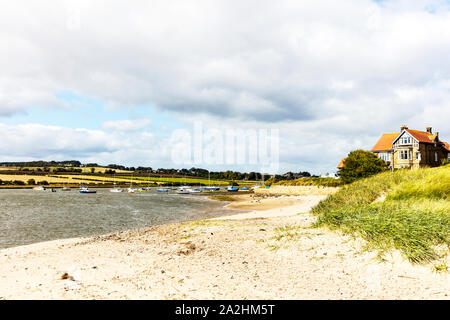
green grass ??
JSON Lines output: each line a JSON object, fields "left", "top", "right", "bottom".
{"left": 311, "top": 166, "right": 450, "bottom": 263}
{"left": 273, "top": 177, "right": 343, "bottom": 187}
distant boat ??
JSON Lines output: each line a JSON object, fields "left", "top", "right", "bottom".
{"left": 188, "top": 188, "right": 202, "bottom": 193}
{"left": 156, "top": 188, "right": 169, "bottom": 192}
{"left": 128, "top": 174, "right": 136, "bottom": 193}
{"left": 227, "top": 186, "right": 239, "bottom": 192}
{"left": 79, "top": 186, "right": 96, "bottom": 194}
{"left": 33, "top": 186, "right": 45, "bottom": 191}
{"left": 110, "top": 174, "right": 123, "bottom": 192}
{"left": 176, "top": 186, "right": 190, "bottom": 194}
{"left": 241, "top": 187, "right": 249, "bottom": 191}
{"left": 62, "top": 186, "right": 71, "bottom": 191}
{"left": 203, "top": 186, "right": 220, "bottom": 191}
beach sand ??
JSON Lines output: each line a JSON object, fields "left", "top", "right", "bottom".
{"left": 0, "top": 194, "right": 448, "bottom": 300}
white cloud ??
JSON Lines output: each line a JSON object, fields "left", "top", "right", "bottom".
{"left": 102, "top": 119, "right": 151, "bottom": 131}
{"left": 1, "top": 0, "right": 450, "bottom": 173}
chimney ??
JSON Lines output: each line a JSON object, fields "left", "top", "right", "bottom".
{"left": 400, "top": 125, "right": 408, "bottom": 131}
{"left": 426, "top": 126, "right": 432, "bottom": 134}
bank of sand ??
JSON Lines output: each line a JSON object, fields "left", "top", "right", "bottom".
{"left": 0, "top": 192, "right": 448, "bottom": 299}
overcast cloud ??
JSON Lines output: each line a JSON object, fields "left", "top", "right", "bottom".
{"left": 0, "top": 0, "right": 449, "bottom": 173}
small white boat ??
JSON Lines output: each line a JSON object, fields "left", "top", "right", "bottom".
{"left": 79, "top": 186, "right": 96, "bottom": 194}
{"left": 176, "top": 187, "right": 190, "bottom": 194}
{"left": 62, "top": 186, "right": 71, "bottom": 191}
{"left": 127, "top": 174, "right": 136, "bottom": 193}
{"left": 33, "top": 186, "right": 45, "bottom": 191}
{"left": 203, "top": 186, "right": 220, "bottom": 191}
{"left": 110, "top": 174, "right": 123, "bottom": 192}
{"left": 187, "top": 188, "right": 202, "bottom": 193}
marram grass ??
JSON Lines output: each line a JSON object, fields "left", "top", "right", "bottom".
{"left": 311, "top": 166, "right": 450, "bottom": 263}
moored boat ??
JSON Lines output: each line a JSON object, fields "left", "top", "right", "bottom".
{"left": 176, "top": 186, "right": 190, "bottom": 194}
{"left": 33, "top": 186, "right": 45, "bottom": 191}
{"left": 79, "top": 186, "right": 96, "bottom": 194}
{"left": 227, "top": 186, "right": 239, "bottom": 192}
{"left": 110, "top": 174, "right": 123, "bottom": 192}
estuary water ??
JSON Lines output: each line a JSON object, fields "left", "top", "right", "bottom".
{"left": 0, "top": 188, "right": 236, "bottom": 249}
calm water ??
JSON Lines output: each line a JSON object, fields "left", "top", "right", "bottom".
{"left": 0, "top": 188, "right": 236, "bottom": 249}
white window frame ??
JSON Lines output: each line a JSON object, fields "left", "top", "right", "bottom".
{"left": 398, "top": 136, "right": 412, "bottom": 145}
{"left": 399, "top": 150, "right": 409, "bottom": 160}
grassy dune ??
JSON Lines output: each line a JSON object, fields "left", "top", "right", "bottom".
{"left": 273, "top": 177, "right": 343, "bottom": 187}
{"left": 311, "top": 166, "right": 450, "bottom": 263}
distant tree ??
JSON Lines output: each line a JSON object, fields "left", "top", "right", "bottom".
{"left": 299, "top": 171, "right": 311, "bottom": 177}
{"left": 264, "top": 177, "right": 279, "bottom": 186}
{"left": 90, "top": 168, "right": 95, "bottom": 173}
{"left": 41, "top": 180, "right": 49, "bottom": 185}
{"left": 85, "top": 163, "right": 98, "bottom": 167}
{"left": 27, "top": 179, "right": 36, "bottom": 185}
{"left": 338, "top": 149, "right": 388, "bottom": 184}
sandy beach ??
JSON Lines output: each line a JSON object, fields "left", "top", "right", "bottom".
{"left": 0, "top": 192, "right": 448, "bottom": 300}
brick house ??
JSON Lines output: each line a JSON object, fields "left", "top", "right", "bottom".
{"left": 337, "top": 126, "right": 449, "bottom": 170}
{"left": 371, "top": 126, "right": 449, "bottom": 169}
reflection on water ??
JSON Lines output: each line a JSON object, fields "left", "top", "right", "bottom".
{"left": 0, "top": 189, "right": 233, "bottom": 249}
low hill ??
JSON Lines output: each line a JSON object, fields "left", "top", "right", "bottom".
{"left": 311, "top": 165, "right": 450, "bottom": 263}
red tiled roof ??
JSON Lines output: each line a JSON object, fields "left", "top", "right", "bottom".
{"left": 443, "top": 142, "right": 450, "bottom": 152}
{"left": 404, "top": 129, "right": 436, "bottom": 144}
{"left": 371, "top": 133, "right": 399, "bottom": 152}
{"left": 337, "top": 158, "right": 346, "bottom": 169}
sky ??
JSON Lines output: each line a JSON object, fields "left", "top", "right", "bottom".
{"left": 1, "top": 0, "right": 450, "bottom": 175}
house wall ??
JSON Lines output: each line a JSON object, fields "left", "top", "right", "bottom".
{"left": 392, "top": 143, "right": 447, "bottom": 169}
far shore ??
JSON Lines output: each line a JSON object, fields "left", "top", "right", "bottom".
{"left": 0, "top": 188, "right": 448, "bottom": 300}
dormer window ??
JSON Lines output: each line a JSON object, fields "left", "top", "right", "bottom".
{"left": 398, "top": 135, "right": 412, "bottom": 145}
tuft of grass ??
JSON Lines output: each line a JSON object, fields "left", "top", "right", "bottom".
{"left": 271, "top": 225, "right": 302, "bottom": 241}
{"left": 311, "top": 166, "right": 450, "bottom": 263}
{"left": 433, "top": 262, "right": 449, "bottom": 273}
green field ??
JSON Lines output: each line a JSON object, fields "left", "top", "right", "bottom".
{"left": 311, "top": 166, "right": 450, "bottom": 263}
{"left": 0, "top": 171, "right": 259, "bottom": 188}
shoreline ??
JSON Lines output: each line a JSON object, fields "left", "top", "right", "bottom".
{"left": 1, "top": 193, "right": 448, "bottom": 299}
